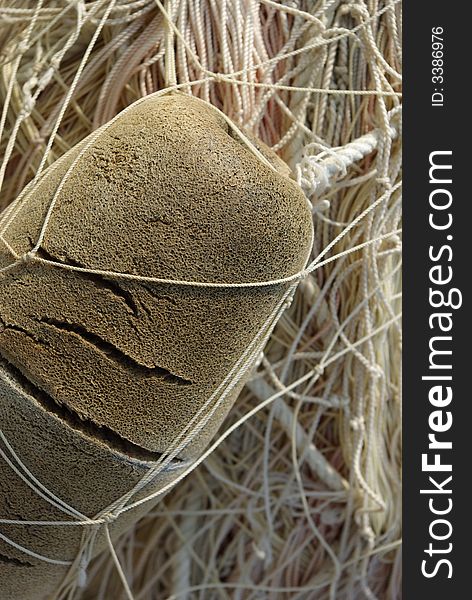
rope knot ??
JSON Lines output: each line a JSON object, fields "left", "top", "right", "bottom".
{"left": 314, "top": 364, "right": 325, "bottom": 376}
{"left": 361, "top": 524, "right": 376, "bottom": 546}
{"left": 38, "top": 67, "right": 55, "bottom": 90}
{"left": 212, "top": 72, "right": 227, "bottom": 83}
{"left": 313, "top": 199, "right": 330, "bottom": 214}
{"left": 297, "top": 269, "right": 309, "bottom": 283}
{"left": 376, "top": 176, "right": 391, "bottom": 189}
{"left": 18, "top": 106, "right": 33, "bottom": 120}
{"left": 21, "top": 251, "right": 36, "bottom": 264}
{"left": 283, "top": 294, "right": 295, "bottom": 310}
{"left": 102, "top": 512, "right": 117, "bottom": 524}
{"left": 350, "top": 416, "right": 364, "bottom": 431}
{"left": 368, "top": 364, "right": 383, "bottom": 380}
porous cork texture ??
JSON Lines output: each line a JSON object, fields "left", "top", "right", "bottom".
{"left": 0, "top": 363, "right": 186, "bottom": 600}
{"left": 0, "top": 94, "right": 313, "bottom": 598}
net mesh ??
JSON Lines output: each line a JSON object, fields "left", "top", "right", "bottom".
{"left": 0, "top": 1, "right": 402, "bottom": 598}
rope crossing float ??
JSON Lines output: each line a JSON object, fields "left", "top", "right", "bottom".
{"left": 0, "top": 1, "right": 402, "bottom": 598}
{"left": 0, "top": 90, "right": 400, "bottom": 290}
{"left": 0, "top": 106, "right": 400, "bottom": 592}
{"left": 0, "top": 92, "right": 401, "bottom": 587}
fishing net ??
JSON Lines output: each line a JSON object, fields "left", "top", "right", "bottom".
{"left": 0, "top": 1, "right": 402, "bottom": 598}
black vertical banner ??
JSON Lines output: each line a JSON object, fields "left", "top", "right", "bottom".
{"left": 404, "top": 3, "right": 469, "bottom": 599}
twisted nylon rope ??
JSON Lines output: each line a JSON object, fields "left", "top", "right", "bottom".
{"left": 0, "top": 91, "right": 399, "bottom": 289}
{"left": 0, "top": 53, "right": 399, "bottom": 290}
{"left": 0, "top": 174, "right": 399, "bottom": 582}
{"left": 0, "top": 1, "right": 402, "bottom": 598}
{"left": 0, "top": 86, "right": 302, "bottom": 579}
{"left": 0, "top": 92, "right": 400, "bottom": 593}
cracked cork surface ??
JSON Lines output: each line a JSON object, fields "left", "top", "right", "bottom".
{"left": 0, "top": 359, "right": 186, "bottom": 600}
{"left": 0, "top": 93, "right": 313, "bottom": 599}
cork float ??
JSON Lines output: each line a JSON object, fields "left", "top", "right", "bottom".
{"left": 0, "top": 93, "right": 313, "bottom": 599}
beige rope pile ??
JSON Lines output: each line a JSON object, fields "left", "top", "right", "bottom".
{"left": 0, "top": 1, "right": 402, "bottom": 598}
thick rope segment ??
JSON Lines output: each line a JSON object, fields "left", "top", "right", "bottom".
{"left": 297, "top": 122, "right": 399, "bottom": 198}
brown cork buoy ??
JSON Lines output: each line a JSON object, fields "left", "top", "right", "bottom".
{"left": 0, "top": 93, "right": 313, "bottom": 599}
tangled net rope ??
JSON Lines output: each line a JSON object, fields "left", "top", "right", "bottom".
{"left": 0, "top": 1, "right": 402, "bottom": 598}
